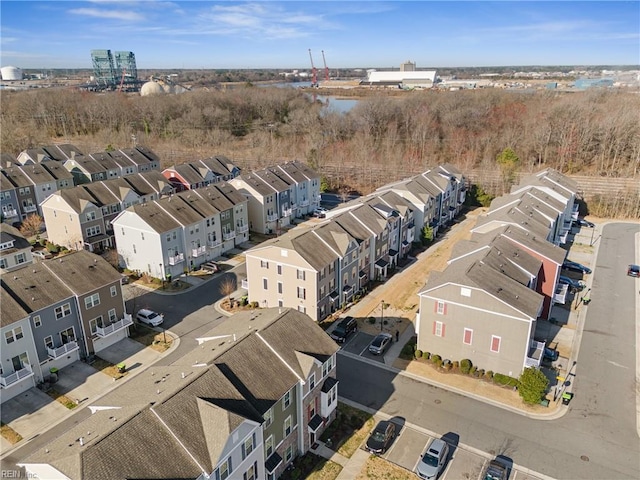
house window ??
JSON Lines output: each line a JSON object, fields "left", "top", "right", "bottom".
{"left": 264, "top": 407, "right": 273, "bottom": 427}
{"left": 278, "top": 282, "right": 283, "bottom": 294}
{"left": 433, "top": 321, "right": 445, "bottom": 337}
{"left": 491, "top": 335, "right": 501, "bottom": 353}
{"left": 242, "top": 433, "right": 255, "bottom": 460}
{"left": 297, "top": 287, "right": 306, "bottom": 299}
{"left": 284, "top": 416, "right": 292, "bottom": 437}
{"left": 5, "top": 326, "right": 23, "bottom": 344}
{"left": 265, "top": 435, "right": 274, "bottom": 457}
{"left": 436, "top": 301, "right": 446, "bottom": 315}
{"left": 0, "top": 259, "right": 6, "bottom": 269}
{"left": 309, "top": 373, "right": 316, "bottom": 390}
{"left": 110, "top": 286, "right": 117, "bottom": 297}
{"left": 60, "top": 327, "right": 75, "bottom": 344}
{"left": 86, "top": 211, "right": 96, "bottom": 221}
{"left": 15, "top": 253, "right": 26, "bottom": 264}
{"left": 166, "top": 234, "right": 171, "bottom": 242}
{"left": 243, "top": 462, "right": 257, "bottom": 480}
{"left": 108, "top": 309, "right": 117, "bottom": 323}
{"left": 297, "top": 269, "right": 305, "bottom": 280}
{"left": 55, "top": 303, "right": 71, "bottom": 319}
{"left": 297, "top": 305, "right": 306, "bottom": 314}
{"left": 285, "top": 445, "right": 293, "bottom": 462}
{"left": 33, "top": 315, "right": 41, "bottom": 328}
{"left": 261, "top": 260, "right": 269, "bottom": 269}
{"left": 277, "top": 264, "right": 282, "bottom": 275}
{"left": 463, "top": 328, "right": 473, "bottom": 345}
{"left": 322, "top": 356, "right": 334, "bottom": 377}
{"left": 141, "top": 232, "right": 145, "bottom": 240}
{"left": 85, "top": 293, "right": 100, "bottom": 309}
{"left": 217, "top": 457, "right": 232, "bottom": 480}
{"left": 283, "top": 389, "right": 291, "bottom": 409}
{"left": 278, "top": 299, "right": 283, "bottom": 307}
{"left": 89, "top": 316, "right": 103, "bottom": 335}
{"left": 86, "top": 225, "right": 101, "bottom": 237}
{"left": 263, "top": 278, "right": 268, "bottom": 290}
{"left": 44, "top": 335, "right": 54, "bottom": 349}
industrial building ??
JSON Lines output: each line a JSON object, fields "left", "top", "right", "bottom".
{"left": 362, "top": 62, "right": 437, "bottom": 88}
{"left": 90, "top": 49, "right": 138, "bottom": 90}
{"left": 1, "top": 66, "right": 23, "bottom": 81}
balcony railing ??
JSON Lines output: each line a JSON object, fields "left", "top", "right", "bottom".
{"left": 207, "top": 239, "right": 221, "bottom": 248}
{"left": 299, "top": 199, "right": 309, "bottom": 207}
{"left": 23, "top": 205, "right": 37, "bottom": 213}
{"left": 290, "top": 203, "right": 297, "bottom": 210}
{"left": 192, "top": 246, "right": 206, "bottom": 257}
{"left": 168, "top": 253, "right": 185, "bottom": 265}
{"left": 2, "top": 209, "right": 18, "bottom": 218}
{"left": 553, "top": 283, "right": 569, "bottom": 305}
{"left": 0, "top": 364, "right": 34, "bottom": 388}
{"left": 223, "top": 230, "right": 236, "bottom": 241}
{"left": 237, "top": 224, "right": 249, "bottom": 233}
{"left": 47, "top": 341, "right": 79, "bottom": 359}
{"left": 266, "top": 213, "right": 278, "bottom": 222}
{"left": 241, "top": 279, "right": 249, "bottom": 289}
{"left": 95, "top": 314, "right": 133, "bottom": 338}
{"left": 283, "top": 208, "right": 293, "bottom": 217}
{"left": 525, "top": 340, "right": 545, "bottom": 368}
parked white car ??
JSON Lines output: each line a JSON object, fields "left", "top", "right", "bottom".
{"left": 136, "top": 309, "right": 164, "bottom": 327}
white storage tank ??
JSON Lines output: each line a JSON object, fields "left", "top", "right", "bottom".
{"left": 1, "top": 66, "right": 23, "bottom": 81}
{"left": 140, "top": 80, "right": 165, "bottom": 96}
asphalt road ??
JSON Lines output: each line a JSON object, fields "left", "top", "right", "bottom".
{"left": 337, "top": 222, "right": 640, "bottom": 480}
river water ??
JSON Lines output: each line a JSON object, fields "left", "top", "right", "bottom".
{"left": 262, "top": 81, "right": 359, "bottom": 114}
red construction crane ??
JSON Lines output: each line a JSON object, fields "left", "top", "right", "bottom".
{"left": 118, "top": 68, "right": 126, "bottom": 93}
{"left": 321, "top": 50, "right": 329, "bottom": 82}
{"left": 308, "top": 49, "right": 318, "bottom": 87}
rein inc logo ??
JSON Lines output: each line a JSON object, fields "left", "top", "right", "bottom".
{"left": 1, "top": 472, "right": 35, "bottom": 478}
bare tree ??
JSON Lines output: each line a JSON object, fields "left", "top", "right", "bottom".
{"left": 19, "top": 214, "right": 43, "bottom": 239}
{"left": 219, "top": 275, "right": 237, "bottom": 308}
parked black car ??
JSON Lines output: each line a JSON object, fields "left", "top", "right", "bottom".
{"left": 365, "top": 420, "right": 396, "bottom": 454}
{"left": 329, "top": 316, "right": 357, "bottom": 343}
{"left": 562, "top": 260, "right": 592, "bottom": 274}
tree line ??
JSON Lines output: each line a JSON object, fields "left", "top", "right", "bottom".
{"left": 2, "top": 85, "right": 638, "bottom": 201}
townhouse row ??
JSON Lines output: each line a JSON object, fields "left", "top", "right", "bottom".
{"left": 20, "top": 308, "right": 340, "bottom": 480}
{"left": 244, "top": 164, "right": 467, "bottom": 321}
{"left": 1, "top": 250, "right": 130, "bottom": 403}
{"left": 1, "top": 144, "right": 161, "bottom": 224}
{"left": 416, "top": 168, "right": 580, "bottom": 377}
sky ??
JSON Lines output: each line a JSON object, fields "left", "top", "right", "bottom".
{"left": 1, "top": 1, "right": 638, "bottom": 70}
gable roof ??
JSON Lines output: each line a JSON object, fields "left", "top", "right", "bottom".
{"left": 2, "top": 167, "right": 32, "bottom": 188}
{"left": 1, "top": 286, "right": 29, "bottom": 328}
{"left": 42, "top": 144, "right": 84, "bottom": 162}
{"left": 40, "top": 160, "right": 75, "bottom": 182}
{"left": 15, "top": 163, "right": 56, "bottom": 185}
{"left": 1, "top": 263, "right": 74, "bottom": 314}
{"left": 40, "top": 250, "right": 122, "bottom": 295}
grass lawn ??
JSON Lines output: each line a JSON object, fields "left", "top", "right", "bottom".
{"left": 0, "top": 422, "right": 22, "bottom": 444}
{"left": 46, "top": 389, "right": 78, "bottom": 409}
{"left": 129, "top": 324, "right": 172, "bottom": 352}
{"left": 320, "top": 403, "right": 374, "bottom": 458}
{"left": 356, "top": 454, "right": 415, "bottom": 480}
{"left": 278, "top": 453, "right": 342, "bottom": 480}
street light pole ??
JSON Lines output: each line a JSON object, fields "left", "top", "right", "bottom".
{"left": 380, "top": 300, "right": 384, "bottom": 332}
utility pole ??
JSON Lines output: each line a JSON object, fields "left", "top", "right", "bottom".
{"left": 380, "top": 300, "right": 385, "bottom": 332}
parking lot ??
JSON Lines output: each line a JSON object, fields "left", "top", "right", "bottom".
{"left": 340, "top": 331, "right": 388, "bottom": 363}
{"left": 366, "top": 420, "right": 549, "bottom": 480}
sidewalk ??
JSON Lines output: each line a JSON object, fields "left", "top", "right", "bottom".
{"left": 0, "top": 332, "right": 180, "bottom": 458}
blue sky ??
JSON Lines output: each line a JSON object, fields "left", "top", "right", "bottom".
{"left": 1, "top": 1, "right": 638, "bottom": 69}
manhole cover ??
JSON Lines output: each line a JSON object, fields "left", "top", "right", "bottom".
{"left": 434, "top": 399, "right": 441, "bottom": 404}
{"left": 580, "top": 455, "right": 589, "bottom": 462}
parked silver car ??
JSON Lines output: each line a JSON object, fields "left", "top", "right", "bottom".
{"left": 136, "top": 309, "right": 164, "bottom": 327}
{"left": 368, "top": 333, "right": 392, "bottom": 355}
{"left": 416, "top": 438, "right": 449, "bottom": 479}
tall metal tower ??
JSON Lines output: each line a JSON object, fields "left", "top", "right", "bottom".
{"left": 90, "top": 50, "right": 116, "bottom": 86}
{"left": 114, "top": 51, "right": 138, "bottom": 83}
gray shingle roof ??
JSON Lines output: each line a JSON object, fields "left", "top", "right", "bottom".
{"left": 40, "top": 250, "right": 122, "bottom": 296}
{"left": 155, "top": 194, "right": 205, "bottom": 226}
{"left": 40, "top": 160, "right": 75, "bottom": 182}
{"left": 130, "top": 201, "right": 181, "bottom": 233}
{"left": 1, "top": 263, "right": 74, "bottom": 314}
{"left": 88, "top": 152, "right": 121, "bottom": 171}
{"left": 124, "top": 170, "right": 173, "bottom": 196}
{"left": 70, "top": 156, "right": 108, "bottom": 175}
{"left": 1, "top": 286, "right": 29, "bottom": 327}
{"left": 2, "top": 167, "right": 32, "bottom": 188}
{"left": 17, "top": 163, "right": 56, "bottom": 185}
{"left": 42, "top": 144, "right": 84, "bottom": 161}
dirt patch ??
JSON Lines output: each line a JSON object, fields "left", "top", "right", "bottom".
{"left": 46, "top": 389, "right": 78, "bottom": 410}
{"left": 129, "top": 325, "right": 173, "bottom": 352}
{"left": 91, "top": 357, "right": 127, "bottom": 379}
{"left": 356, "top": 454, "right": 415, "bottom": 480}
{"left": 1, "top": 422, "right": 22, "bottom": 444}
{"left": 279, "top": 454, "right": 342, "bottom": 480}
{"left": 321, "top": 403, "right": 375, "bottom": 458}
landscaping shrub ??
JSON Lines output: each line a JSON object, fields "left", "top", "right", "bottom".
{"left": 401, "top": 345, "right": 414, "bottom": 357}
{"left": 485, "top": 370, "right": 494, "bottom": 380}
{"left": 460, "top": 359, "right": 473, "bottom": 374}
{"left": 444, "top": 362, "right": 453, "bottom": 371}
{"left": 452, "top": 360, "right": 460, "bottom": 371}
{"left": 493, "top": 373, "right": 519, "bottom": 387}
{"left": 251, "top": 301, "right": 259, "bottom": 308}
{"left": 46, "top": 242, "right": 59, "bottom": 253}
{"left": 415, "top": 349, "right": 423, "bottom": 359}
{"left": 422, "top": 351, "right": 430, "bottom": 360}
{"left": 518, "top": 367, "right": 549, "bottom": 404}
{"left": 431, "top": 354, "right": 441, "bottom": 364}
{"left": 368, "top": 317, "right": 376, "bottom": 324}
{"left": 477, "top": 369, "right": 485, "bottom": 378}
{"left": 469, "top": 365, "right": 477, "bottom": 376}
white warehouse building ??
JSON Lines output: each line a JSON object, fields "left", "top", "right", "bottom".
{"left": 364, "top": 69, "right": 437, "bottom": 87}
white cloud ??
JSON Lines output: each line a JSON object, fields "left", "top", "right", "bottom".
{"left": 68, "top": 7, "right": 144, "bottom": 21}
